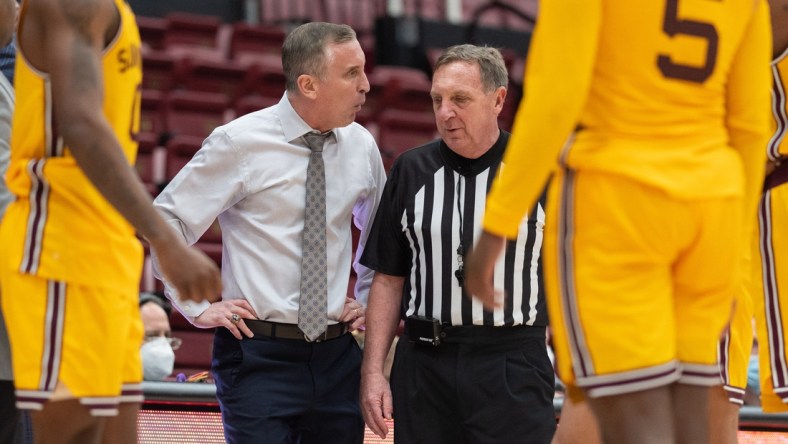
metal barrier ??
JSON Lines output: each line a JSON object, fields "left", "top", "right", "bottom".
{"left": 143, "top": 381, "right": 788, "bottom": 432}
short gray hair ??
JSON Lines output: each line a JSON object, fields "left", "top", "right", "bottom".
{"left": 434, "top": 44, "right": 508, "bottom": 92}
{"left": 282, "top": 22, "right": 357, "bottom": 92}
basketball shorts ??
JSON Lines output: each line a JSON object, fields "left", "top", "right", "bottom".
{"left": 718, "top": 276, "right": 754, "bottom": 406}
{"left": 0, "top": 271, "right": 144, "bottom": 416}
{"left": 544, "top": 168, "right": 741, "bottom": 398}
{"left": 751, "top": 183, "right": 788, "bottom": 412}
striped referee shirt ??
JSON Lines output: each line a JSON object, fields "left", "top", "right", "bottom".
{"left": 360, "top": 131, "right": 547, "bottom": 327}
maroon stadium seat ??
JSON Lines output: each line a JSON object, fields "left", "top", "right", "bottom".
{"left": 376, "top": 109, "right": 437, "bottom": 171}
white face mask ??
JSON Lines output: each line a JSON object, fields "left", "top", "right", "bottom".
{"left": 141, "top": 337, "right": 175, "bottom": 381}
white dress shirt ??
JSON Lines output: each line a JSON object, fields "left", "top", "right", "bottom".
{"left": 153, "top": 93, "right": 386, "bottom": 323}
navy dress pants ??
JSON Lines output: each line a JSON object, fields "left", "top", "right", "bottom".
{"left": 212, "top": 328, "right": 364, "bottom": 444}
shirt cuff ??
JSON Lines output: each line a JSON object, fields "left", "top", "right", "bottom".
{"left": 165, "top": 286, "right": 211, "bottom": 323}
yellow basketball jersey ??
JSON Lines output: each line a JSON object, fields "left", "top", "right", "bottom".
{"left": 484, "top": 0, "right": 771, "bottom": 238}
{"left": 566, "top": 0, "right": 765, "bottom": 198}
{"left": 769, "top": 47, "right": 788, "bottom": 160}
{"left": 1, "top": 0, "right": 143, "bottom": 289}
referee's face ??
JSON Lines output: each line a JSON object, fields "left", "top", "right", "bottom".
{"left": 431, "top": 62, "right": 505, "bottom": 158}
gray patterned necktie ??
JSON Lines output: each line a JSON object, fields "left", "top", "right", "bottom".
{"left": 299, "top": 131, "right": 330, "bottom": 341}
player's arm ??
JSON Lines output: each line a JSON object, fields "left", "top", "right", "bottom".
{"left": 466, "top": 0, "right": 600, "bottom": 308}
{"left": 30, "top": 0, "right": 221, "bottom": 302}
{"left": 769, "top": 0, "right": 788, "bottom": 60}
{"left": 482, "top": 0, "right": 601, "bottom": 238}
{"left": 727, "top": 0, "right": 772, "bottom": 224}
{"left": 0, "top": 0, "right": 13, "bottom": 46}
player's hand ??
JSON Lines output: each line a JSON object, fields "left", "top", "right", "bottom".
{"left": 341, "top": 297, "right": 366, "bottom": 331}
{"left": 360, "top": 371, "right": 393, "bottom": 439}
{"left": 465, "top": 230, "right": 506, "bottom": 310}
{"left": 193, "top": 300, "right": 258, "bottom": 340}
{"left": 154, "top": 241, "right": 222, "bottom": 304}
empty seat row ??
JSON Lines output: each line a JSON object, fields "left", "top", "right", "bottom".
{"left": 137, "top": 14, "right": 289, "bottom": 62}
{"left": 134, "top": 95, "right": 438, "bottom": 192}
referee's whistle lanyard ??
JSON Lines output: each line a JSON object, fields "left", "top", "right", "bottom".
{"left": 455, "top": 174, "right": 465, "bottom": 288}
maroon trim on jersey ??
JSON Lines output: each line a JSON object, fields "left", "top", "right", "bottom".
{"left": 769, "top": 67, "right": 788, "bottom": 162}
{"left": 759, "top": 191, "right": 788, "bottom": 393}
{"left": 14, "top": 392, "right": 48, "bottom": 411}
{"left": 582, "top": 366, "right": 681, "bottom": 398}
{"left": 679, "top": 364, "right": 720, "bottom": 386}
{"left": 49, "top": 107, "right": 59, "bottom": 158}
{"left": 80, "top": 398, "right": 121, "bottom": 416}
{"left": 44, "top": 80, "right": 63, "bottom": 158}
{"left": 120, "top": 384, "right": 144, "bottom": 402}
{"left": 723, "top": 385, "right": 745, "bottom": 405}
{"left": 774, "top": 387, "right": 788, "bottom": 403}
{"left": 717, "top": 327, "right": 731, "bottom": 385}
{"left": 40, "top": 280, "right": 65, "bottom": 392}
{"left": 765, "top": 161, "right": 788, "bottom": 192}
{"left": 21, "top": 159, "right": 48, "bottom": 274}
{"left": 557, "top": 169, "right": 593, "bottom": 379}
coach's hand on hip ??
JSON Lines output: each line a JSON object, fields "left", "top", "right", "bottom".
{"left": 193, "top": 300, "right": 258, "bottom": 340}
{"left": 342, "top": 297, "right": 366, "bottom": 331}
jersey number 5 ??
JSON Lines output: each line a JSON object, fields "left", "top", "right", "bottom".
{"left": 657, "top": 0, "right": 719, "bottom": 83}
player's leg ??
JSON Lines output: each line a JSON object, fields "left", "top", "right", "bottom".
{"left": 587, "top": 386, "right": 673, "bottom": 444}
{"left": 102, "top": 293, "right": 144, "bottom": 444}
{"left": 708, "top": 385, "right": 740, "bottom": 444}
{"left": 710, "top": 283, "right": 755, "bottom": 444}
{"left": 552, "top": 391, "right": 602, "bottom": 444}
{"left": 673, "top": 195, "right": 743, "bottom": 444}
{"left": 31, "top": 398, "right": 104, "bottom": 444}
{"left": 101, "top": 402, "right": 140, "bottom": 444}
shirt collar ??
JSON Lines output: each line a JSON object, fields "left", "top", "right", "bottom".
{"left": 277, "top": 93, "right": 339, "bottom": 145}
{"left": 439, "top": 130, "right": 509, "bottom": 176}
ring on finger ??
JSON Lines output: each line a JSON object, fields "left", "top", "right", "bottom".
{"left": 231, "top": 313, "right": 240, "bottom": 324}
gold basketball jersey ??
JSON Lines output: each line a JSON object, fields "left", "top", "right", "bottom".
{"left": 1, "top": 0, "right": 143, "bottom": 289}
{"left": 485, "top": 0, "right": 771, "bottom": 237}
{"left": 566, "top": 0, "right": 769, "bottom": 198}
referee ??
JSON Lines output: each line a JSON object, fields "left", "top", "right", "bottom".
{"left": 359, "top": 44, "right": 555, "bottom": 443}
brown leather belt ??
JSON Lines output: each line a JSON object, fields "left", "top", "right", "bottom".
{"left": 245, "top": 319, "right": 347, "bottom": 342}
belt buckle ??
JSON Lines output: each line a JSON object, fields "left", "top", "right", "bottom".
{"left": 304, "top": 333, "right": 325, "bottom": 343}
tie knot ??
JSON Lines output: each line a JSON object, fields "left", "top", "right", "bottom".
{"left": 303, "top": 131, "right": 331, "bottom": 153}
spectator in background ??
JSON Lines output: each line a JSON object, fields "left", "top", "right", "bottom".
{"left": 139, "top": 293, "right": 181, "bottom": 381}
{"left": 152, "top": 22, "right": 385, "bottom": 444}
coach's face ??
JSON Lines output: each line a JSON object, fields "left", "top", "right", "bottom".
{"left": 431, "top": 61, "right": 505, "bottom": 158}
{"left": 312, "top": 39, "right": 370, "bottom": 131}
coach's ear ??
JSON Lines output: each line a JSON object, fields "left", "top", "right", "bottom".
{"left": 297, "top": 73, "right": 318, "bottom": 100}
